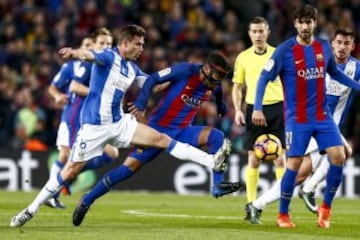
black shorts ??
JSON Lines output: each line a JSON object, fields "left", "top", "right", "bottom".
{"left": 243, "top": 102, "right": 286, "bottom": 150}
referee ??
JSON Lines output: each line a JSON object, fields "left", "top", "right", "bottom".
{"left": 231, "top": 16, "right": 286, "bottom": 221}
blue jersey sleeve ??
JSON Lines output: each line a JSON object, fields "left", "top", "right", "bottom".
{"left": 73, "top": 61, "right": 91, "bottom": 85}
{"left": 51, "top": 62, "right": 73, "bottom": 92}
{"left": 132, "top": 63, "right": 149, "bottom": 88}
{"left": 254, "top": 47, "right": 284, "bottom": 110}
{"left": 92, "top": 49, "right": 114, "bottom": 66}
{"left": 135, "top": 63, "right": 187, "bottom": 111}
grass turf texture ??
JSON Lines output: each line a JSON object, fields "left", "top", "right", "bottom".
{"left": 0, "top": 191, "right": 358, "bottom": 240}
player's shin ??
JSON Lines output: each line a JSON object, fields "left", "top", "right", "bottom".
{"left": 28, "top": 173, "right": 65, "bottom": 214}
{"left": 82, "top": 165, "right": 134, "bottom": 207}
{"left": 279, "top": 168, "right": 297, "bottom": 214}
{"left": 165, "top": 140, "right": 216, "bottom": 169}
{"left": 323, "top": 163, "right": 343, "bottom": 208}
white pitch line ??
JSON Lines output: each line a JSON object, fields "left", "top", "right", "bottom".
{"left": 123, "top": 209, "right": 240, "bottom": 220}
{"left": 122, "top": 209, "right": 341, "bottom": 224}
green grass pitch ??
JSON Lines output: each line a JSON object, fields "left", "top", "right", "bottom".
{"left": 0, "top": 191, "right": 359, "bottom": 240}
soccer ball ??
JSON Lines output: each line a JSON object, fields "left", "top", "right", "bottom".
{"left": 253, "top": 134, "right": 282, "bottom": 161}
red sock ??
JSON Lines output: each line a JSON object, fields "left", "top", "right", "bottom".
{"left": 279, "top": 213, "right": 289, "bottom": 218}
{"left": 321, "top": 202, "right": 331, "bottom": 209}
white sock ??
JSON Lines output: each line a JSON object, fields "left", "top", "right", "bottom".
{"left": 253, "top": 180, "right": 281, "bottom": 210}
{"left": 168, "top": 141, "right": 214, "bottom": 169}
{"left": 302, "top": 156, "right": 329, "bottom": 193}
{"left": 28, "top": 174, "right": 63, "bottom": 214}
{"left": 49, "top": 161, "right": 62, "bottom": 180}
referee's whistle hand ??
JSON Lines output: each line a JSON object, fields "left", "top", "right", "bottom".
{"left": 252, "top": 110, "right": 267, "bottom": 126}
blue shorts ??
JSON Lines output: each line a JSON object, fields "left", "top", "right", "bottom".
{"left": 129, "top": 125, "right": 206, "bottom": 164}
{"left": 286, "top": 117, "right": 343, "bottom": 157}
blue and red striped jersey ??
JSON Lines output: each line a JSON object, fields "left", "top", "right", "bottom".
{"left": 136, "top": 62, "right": 217, "bottom": 129}
{"left": 255, "top": 37, "right": 360, "bottom": 123}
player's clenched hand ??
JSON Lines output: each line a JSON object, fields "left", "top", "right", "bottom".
{"left": 252, "top": 110, "right": 267, "bottom": 126}
{"left": 127, "top": 102, "right": 146, "bottom": 121}
{"left": 234, "top": 110, "right": 245, "bottom": 125}
{"left": 58, "top": 47, "right": 74, "bottom": 59}
{"left": 55, "top": 93, "right": 68, "bottom": 106}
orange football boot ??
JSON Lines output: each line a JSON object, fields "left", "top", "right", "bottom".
{"left": 277, "top": 214, "right": 296, "bottom": 228}
{"left": 318, "top": 207, "right": 331, "bottom": 228}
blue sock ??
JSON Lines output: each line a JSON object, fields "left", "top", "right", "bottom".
{"left": 82, "top": 165, "right": 133, "bottom": 207}
{"left": 82, "top": 153, "right": 114, "bottom": 171}
{"left": 279, "top": 168, "right": 297, "bottom": 214}
{"left": 323, "top": 162, "right": 343, "bottom": 207}
{"left": 165, "top": 139, "right": 177, "bottom": 153}
{"left": 55, "top": 160, "right": 65, "bottom": 169}
{"left": 208, "top": 129, "right": 225, "bottom": 185}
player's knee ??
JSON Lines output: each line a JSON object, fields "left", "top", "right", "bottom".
{"left": 123, "top": 157, "right": 143, "bottom": 172}
{"left": 344, "top": 143, "right": 353, "bottom": 159}
{"left": 329, "top": 151, "right": 346, "bottom": 166}
{"left": 155, "top": 133, "right": 172, "bottom": 148}
{"left": 248, "top": 152, "right": 261, "bottom": 167}
{"left": 104, "top": 144, "right": 119, "bottom": 159}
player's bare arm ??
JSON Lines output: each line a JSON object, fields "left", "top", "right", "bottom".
{"left": 231, "top": 82, "right": 246, "bottom": 125}
{"left": 251, "top": 110, "right": 267, "bottom": 126}
{"left": 70, "top": 81, "right": 89, "bottom": 96}
{"left": 48, "top": 84, "right": 68, "bottom": 106}
{"left": 58, "top": 47, "right": 95, "bottom": 61}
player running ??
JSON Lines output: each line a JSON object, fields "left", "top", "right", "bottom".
{"left": 252, "top": 5, "right": 360, "bottom": 228}
{"left": 250, "top": 27, "right": 358, "bottom": 224}
{"left": 46, "top": 28, "right": 118, "bottom": 208}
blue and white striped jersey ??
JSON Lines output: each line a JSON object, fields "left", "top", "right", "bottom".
{"left": 81, "top": 47, "right": 148, "bottom": 125}
{"left": 326, "top": 56, "right": 360, "bottom": 127}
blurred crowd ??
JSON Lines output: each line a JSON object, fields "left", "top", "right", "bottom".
{"left": 0, "top": 0, "right": 360, "bottom": 154}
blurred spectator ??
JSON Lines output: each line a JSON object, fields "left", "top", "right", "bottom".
{"left": 12, "top": 86, "right": 48, "bottom": 151}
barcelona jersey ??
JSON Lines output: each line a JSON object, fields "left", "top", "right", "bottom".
{"left": 137, "top": 62, "right": 215, "bottom": 129}
{"left": 132, "top": 62, "right": 219, "bottom": 163}
{"left": 254, "top": 37, "right": 360, "bottom": 156}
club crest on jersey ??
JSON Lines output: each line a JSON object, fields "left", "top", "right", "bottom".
{"left": 316, "top": 54, "right": 323, "bottom": 61}
{"left": 297, "top": 67, "right": 325, "bottom": 80}
{"left": 158, "top": 68, "right": 171, "bottom": 77}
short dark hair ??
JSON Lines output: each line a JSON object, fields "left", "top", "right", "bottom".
{"left": 249, "top": 16, "right": 269, "bottom": 29}
{"left": 332, "top": 27, "right": 356, "bottom": 41}
{"left": 294, "top": 4, "right": 318, "bottom": 21}
{"left": 206, "top": 51, "right": 231, "bottom": 75}
{"left": 117, "top": 24, "right": 146, "bottom": 44}
{"left": 90, "top": 27, "right": 112, "bottom": 40}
